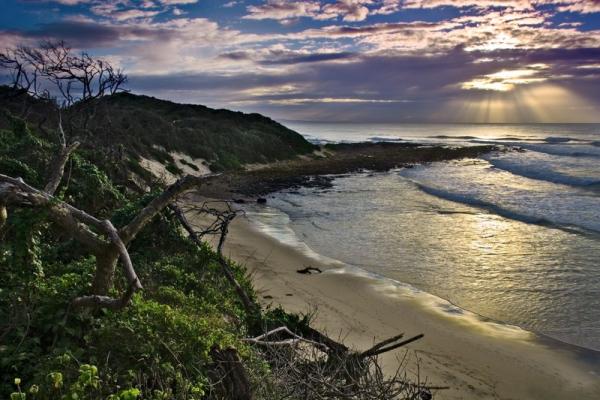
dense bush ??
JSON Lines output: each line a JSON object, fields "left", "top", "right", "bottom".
{"left": 0, "top": 113, "right": 300, "bottom": 399}
{"left": 0, "top": 87, "right": 316, "bottom": 179}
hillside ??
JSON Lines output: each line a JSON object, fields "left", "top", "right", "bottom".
{"left": 85, "top": 93, "right": 316, "bottom": 171}
{"left": 0, "top": 87, "right": 315, "bottom": 175}
{"left": 0, "top": 89, "right": 436, "bottom": 399}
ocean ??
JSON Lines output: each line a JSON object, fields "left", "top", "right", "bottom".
{"left": 244, "top": 123, "right": 600, "bottom": 351}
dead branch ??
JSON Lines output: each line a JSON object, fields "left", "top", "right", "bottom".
{"left": 174, "top": 200, "right": 257, "bottom": 314}
{"left": 0, "top": 40, "right": 127, "bottom": 107}
{"left": 44, "top": 113, "right": 80, "bottom": 196}
{"left": 250, "top": 329, "right": 436, "bottom": 400}
{"left": 119, "top": 176, "right": 219, "bottom": 244}
{"left": 360, "top": 334, "right": 425, "bottom": 358}
{"left": 0, "top": 172, "right": 219, "bottom": 310}
{"left": 243, "top": 326, "right": 329, "bottom": 352}
{"left": 296, "top": 266, "right": 322, "bottom": 274}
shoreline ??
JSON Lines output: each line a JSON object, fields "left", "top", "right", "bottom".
{"left": 197, "top": 143, "right": 498, "bottom": 198}
{"left": 198, "top": 201, "right": 600, "bottom": 400}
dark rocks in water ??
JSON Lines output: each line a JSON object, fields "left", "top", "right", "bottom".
{"left": 257, "top": 198, "right": 267, "bottom": 204}
{"left": 202, "top": 143, "right": 497, "bottom": 198}
{"left": 297, "top": 266, "right": 322, "bottom": 274}
{"left": 233, "top": 198, "right": 246, "bottom": 204}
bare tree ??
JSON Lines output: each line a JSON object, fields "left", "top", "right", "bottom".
{"left": 0, "top": 40, "right": 126, "bottom": 107}
{"left": 1, "top": 40, "right": 127, "bottom": 144}
{"left": 0, "top": 41, "right": 146, "bottom": 310}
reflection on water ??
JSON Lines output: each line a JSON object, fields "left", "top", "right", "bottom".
{"left": 245, "top": 122, "right": 600, "bottom": 350}
{"left": 253, "top": 171, "right": 600, "bottom": 350}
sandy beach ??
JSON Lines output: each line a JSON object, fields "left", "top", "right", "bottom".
{"left": 197, "top": 203, "right": 600, "bottom": 400}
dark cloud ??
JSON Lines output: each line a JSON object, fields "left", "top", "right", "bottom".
{"left": 127, "top": 45, "right": 600, "bottom": 122}
{"left": 2, "top": 0, "right": 599, "bottom": 122}
{"left": 260, "top": 51, "right": 356, "bottom": 65}
{"left": 5, "top": 20, "right": 176, "bottom": 48}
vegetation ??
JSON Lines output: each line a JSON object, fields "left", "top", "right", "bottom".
{"left": 1, "top": 41, "right": 431, "bottom": 399}
{"left": 0, "top": 112, "right": 261, "bottom": 398}
{"left": 0, "top": 87, "right": 315, "bottom": 178}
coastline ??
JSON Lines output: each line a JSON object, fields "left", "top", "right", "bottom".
{"left": 200, "top": 202, "right": 600, "bottom": 400}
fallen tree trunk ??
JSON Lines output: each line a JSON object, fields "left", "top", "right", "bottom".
{"left": 0, "top": 169, "right": 220, "bottom": 309}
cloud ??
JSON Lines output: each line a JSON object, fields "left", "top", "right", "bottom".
{"left": 320, "top": 0, "right": 373, "bottom": 22}
{"left": 244, "top": 0, "right": 324, "bottom": 21}
{"left": 7, "top": 0, "right": 600, "bottom": 122}
{"left": 21, "top": 0, "right": 94, "bottom": 4}
{"left": 556, "top": 1, "right": 600, "bottom": 14}
{"left": 157, "top": 0, "right": 199, "bottom": 4}
{"left": 461, "top": 64, "right": 550, "bottom": 91}
{"left": 111, "top": 9, "right": 162, "bottom": 21}
{"left": 243, "top": 97, "right": 407, "bottom": 105}
{"left": 244, "top": 0, "right": 375, "bottom": 23}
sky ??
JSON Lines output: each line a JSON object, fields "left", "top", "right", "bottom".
{"left": 1, "top": 0, "right": 600, "bottom": 123}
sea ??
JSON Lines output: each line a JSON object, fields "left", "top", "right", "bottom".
{"left": 244, "top": 123, "right": 600, "bottom": 351}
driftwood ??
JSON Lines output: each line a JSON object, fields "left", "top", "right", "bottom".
{"left": 248, "top": 326, "right": 440, "bottom": 399}
{"left": 296, "top": 266, "right": 322, "bottom": 274}
{"left": 246, "top": 326, "right": 423, "bottom": 361}
{"left": 242, "top": 326, "right": 329, "bottom": 352}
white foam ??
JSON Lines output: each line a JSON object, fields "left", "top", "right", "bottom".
{"left": 483, "top": 151, "right": 600, "bottom": 187}
{"left": 400, "top": 160, "right": 600, "bottom": 234}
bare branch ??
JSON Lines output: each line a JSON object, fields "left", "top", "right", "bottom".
{"left": 0, "top": 40, "right": 128, "bottom": 107}
{"left": 0, "top": 174, "right": 141, "bottom": 308}
{"left": 119, "top": 174, "right": 220, "bottom": 244}
{"left": 360, "top": 334, "right": 425, "bottom": 358}
{"left": 243, "top": 326, "right": 330, "bottom": 352}
{"left": 173, "top": 200, "right": 257, "bottom": 314}
{"left": 44, "top": 141, "right": 80, "bottom": 194}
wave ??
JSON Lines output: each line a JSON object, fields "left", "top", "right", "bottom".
{"left": 429, "top": 135, "right": 478, "bottom": 140}
{"left": 472, "top": 140, "right": 600, "bottom": 158}
{"left": 368, "top": 136, "right": 403, "bottom": 142}
{"left": 544, "top": 136, "right": 573, "bottom": 143}
{"left": 484, "top": 155, "right": 600, "bottom": 188}
{"left": 413, "top": 183, "right": 599, "bottom": 236}
{"left": 513, "top": 144, "right": 600, "bottom": 159}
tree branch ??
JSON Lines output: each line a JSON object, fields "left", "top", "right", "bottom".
{"left": 0, "top": 174, "right": 106, "bottom": 249}
{"left": 119, "top": 174, "right": 219, "bottom": 244}
{"left": 1, "top": 174, "right": 142, "bottom": 309}
{"left": 44, "top": 141, "right": 80, "bottom": 195}
{"left": 175, "top": 200, "right": 257, "bottom": 314}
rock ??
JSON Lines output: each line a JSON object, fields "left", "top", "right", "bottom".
{"left": 233, "top": 198, "right": 246, "bottom": 204}
{"left": 257, "top": 198, "right": 267, "bottom": 204}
